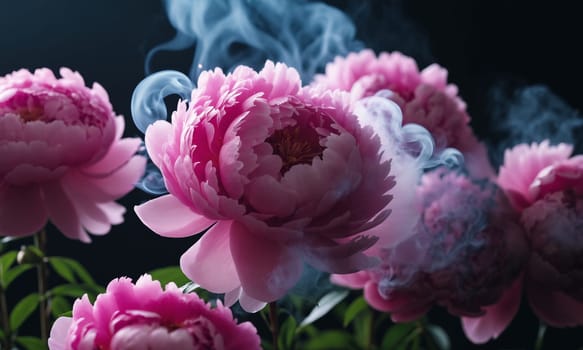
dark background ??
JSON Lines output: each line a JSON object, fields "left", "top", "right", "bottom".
{"left": 1, "top": 0, "right": 582, "bottom": 349}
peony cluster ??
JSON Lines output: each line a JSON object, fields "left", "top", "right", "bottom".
{"left": 313, "top": 49, "right": 492, "bottom": 177}
{"left": 463, "top": 141, "right": 583, "bottom": 343}
{"left": 135, "top": 61, "right": 406, "bottom": 311}
{"left": 49, "top": 274, "right": 260, "bottom": 350}
{"left": 0, "top": 68, "right": 145, "bottom": 242}
{"left": 332, "top": 169, "right": 527, "bottom": 322}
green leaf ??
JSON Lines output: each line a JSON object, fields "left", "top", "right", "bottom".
{"left": 261, "top": 339, "right": 274, "bottom": 350}
{"left": 10, "top": 293, "right": 40, "bottom": 331}
{"left": 61, "top": 258, "right": 96, "bottom": 285}
{"left": 278, "top": 315, "right": 297, "bottom": 350}
{"left": 0, "top": 251, "right": 18, "bottom": 285}
{"left": 304, "top": 330, "right": 357, "bottom": 350}
{"left": 149, "top": 266, "right": 189, "bottom": 287}
{"left": 0, "top": 327, "right": 4, "bottom": 340}
{"left": 50, "top": 284, "right": 89, "bottom": 298}
{"left": 427, "top": 325, "right": 451, "bottom": 350}
{"left": 50, "top": 283, "right": 102, "bottom": 299}
{"left": 16, "top": 336, "right": 48, "bottom": 350}
{"left": 353, "top": 310, "right": 373, "bottom": 349}
{"left": 180, "top": 281, "right": 200, "bottom": 294}
{"left": 4, "top": 264, "right": 34, "bottom": 288}
{"left": 48, "top": 257, "right": 76, "bottom": 283}
{"left": 343, "top": 296, "right": 368, "bottom": 327}
{"left": 48, "top": 257, "right": 98, "bottom": 287}
{"left": 50, "top": 296, "right": 72, "bottom": 318}
{"left": 299, "top": 290, "right": 349, "bottom": 327}
{"left": 381, "top": 322, "right": 417, "bottom": 350}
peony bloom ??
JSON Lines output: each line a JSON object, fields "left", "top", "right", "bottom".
{"left": 313, "top": 49, "right": 492, "bottom": 177}
{"left": 48, "top": 274, "right": 260, "bottom": 350}
{"left": 332, "top": 169, "right": 527, "bottom": 323}
{"left": 135, "top": 61, "right": 402, "bottom": 311}
{"left": 0, "top": 68, "right": 145, "bottom": 242}
{"left": 463, "top": 141, "right": 583, "bottom": 343}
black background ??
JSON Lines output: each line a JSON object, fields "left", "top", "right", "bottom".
{"left": 1, "top": 0, "right": 582, "bottom": 349}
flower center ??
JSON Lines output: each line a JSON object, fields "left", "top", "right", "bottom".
{"left": 267, "top": 124, "right": 325, "bottom": 174}
{"left": 16, "top": 106, "right": 44, "bottom": 122}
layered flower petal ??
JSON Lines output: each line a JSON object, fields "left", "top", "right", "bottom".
{"left": 0, "top": 184, "right": 47, "bottom": 236}
{"left": 0, "top": 68, "right": 145, "bottom": 241}
{"left": 180, "top": 221, "right": 240, "bottom": 293}
{"left": 48, "top": 275, "right": 261, "bottom": 350}
{"left": 462, "top": 278, "right": 523, "bottom": 344}
{"left": 135, "top": 61, "right": 402, "bottom": 307}
{"left": 135, "top": 194, "right": 214, "bottom": 238}
{"left": 312, "top": 49, "right": 491, "bottom": 178}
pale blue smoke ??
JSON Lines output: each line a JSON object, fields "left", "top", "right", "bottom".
{"left": 131, "top": 70, "right": 194, "bottom": 133}
{"left": 488, "top": 83, "right": 583, "bottom": 165}
{"left": 131, "top": 71, "right": 194, "bottom": 194}
{"left": 147, "top": 0, "right": 362, "bottom": 82}
{"left": 355, "top": 91, "right": 463, "bottom": 171}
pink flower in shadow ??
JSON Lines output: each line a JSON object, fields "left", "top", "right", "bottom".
{"left": 48, "top": 274, "right": 260, "bottom": 350}
{"left": 313, "top": 49, "right": 492, "bottom": 178}
{"left": 0, "top": 68, "right": 145, "bottom": 242}
{"left": 332, "top": 169, "right": 527, "bottom": 324}
{"left": 135, "top": 61, "right": 399, "bottom": 311}
{"left": 463, "top": 141, "right": 583, "bottom": 343}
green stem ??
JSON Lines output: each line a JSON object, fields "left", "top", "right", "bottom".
{"left": 535, "top": 322, "right": 547, "bottom": 350}
{"left": 269, "top": 302, "right": 279, "bottom": 350}
{"left": 0, "top": 284, "right": 12, "bottom": 350}
{"left": 34, "top": 230, "right": 49, "bottom": 344}
{"left": 367, "top": 310, "right": 375, "bottom": 350}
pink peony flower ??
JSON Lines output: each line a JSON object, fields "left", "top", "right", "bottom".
{"left": 332, "top": 169, "right": 527, "bottom": 323}
{"left": 0, "top": 68, "right": 146, "bottom": 242}
{"left": 48, "top": 274, "right": 261, "bottom": 350}
{"left": 463, "top": 141, "right": 583, "bottom": 343}
{"left": 135, "top": 61, "right": 400, "bottom": 311}
{"left": 313, "top": 49, "right": 492, "bottom": 178}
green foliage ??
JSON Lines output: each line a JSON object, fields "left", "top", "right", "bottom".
{"left": 304, "top": 330, "right": 358, "bottom": 350}
{"left": 149, "top": 266, "right": 190, "bottom": 287}
{"left": 427, "top": 324, "right": 451, "bottom": 350}
{"left": 16, "top": 336, "right": 48, "bottom": 350}
{"left": 278, "top": 315, "right": 297, "bottom": 350}
{"left": 10, "top": 294, "right": 39, "bottom": 331}
{"left": 0, "top": 251, "right": 18, "bottom": 288}
{"left": 299, "top": 290, "right": 349, "bottom": 328}
{"left": 343, "top": 296, "right": 369, "bottom": 327}
{"left": 381, "top": 322, "right": 418, "bottom": 350}
{"left": 50, "top": 296, "right": 72, "bottom": 319}
{"left": 48, "top": 257, "right": 98, "bottom": 287}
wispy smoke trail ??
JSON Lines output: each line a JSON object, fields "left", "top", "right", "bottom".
{"left": 147, "top": 0, "right": 362, "bottom": 82}
{"left": 486, "top": 83, "right": 583, "bottom": 166}
{"left": 131, "top": 70, "right": 194, "bottom": 133}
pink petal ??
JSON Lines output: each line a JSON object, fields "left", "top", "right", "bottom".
{"left": 0, "top": 184, "right": 47, "bottom": 236}
{"left": 180, "top": 220, "right": 241, "bottom": 293}
{"left": 145, "top": 120, "right": 173, "bottom": 167}
{"left": 239, "top": 291, "right": 267, "bottom": 313}
{"left": 65, "top": 187, "right": 125, "bottom": 235}
{"left": 330, "top": 271, "right": 371, "bottom": 289}
{"left": 305, "top": 236, "right": 379, "bottom": 274}
{"left": 83, "top": 138, "right": 142, "bottom": 175}
{"left": 86, "top": 155, "right": 146, "bottom": 198}
{"left": 362, "top": 282, "right": 431, "bottom": 322}
{"left": 246, "top": 175, "right": 296, "bottom": 217}
{"left": 230, "top": 221, "right": 303, "bottom": 302}
{"left": 41, "top": 181, "right": 89, "bottom": 242}
{"left": 48, "top": 317, "right": 73, "bottom": 350}
{"left": 528, "top": 286, "right": 583, "bottom": 327}
{"left": 462, "top": 278, "right": 523, "bottom": 344}
{"left": 135, "top": 194, "right": 214, "bottom": 237}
